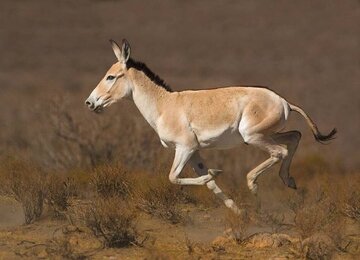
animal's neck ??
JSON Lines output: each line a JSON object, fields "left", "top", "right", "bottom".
{"left": 129, "top": 68, "right": 170, "bottom": 131}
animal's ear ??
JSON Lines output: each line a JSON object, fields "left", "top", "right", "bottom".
{"left": 110, "top": 39, "right": 122, "bottom": 62}
{"left": 109, "top": 39, "right": 131, "bottom": 64}
{"left": 121, "top": 39, "right": 131, "bottom": 63}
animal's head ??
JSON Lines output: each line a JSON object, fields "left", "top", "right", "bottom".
{"left": 85, "top": 39, "right": 132, "bottom": 113}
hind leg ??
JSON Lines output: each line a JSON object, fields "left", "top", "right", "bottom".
{"left": 238, "top": 103, "right": 289, "bottom": 194}
{"left": 244, "top": 134, "right": 288, "bottom": 194}
{"left": 272, "top": 131, "right": 301, "bottom": 189}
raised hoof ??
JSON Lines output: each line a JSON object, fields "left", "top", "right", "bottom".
{"left": 208, "top": 169, "right": 222, "bottom": 178}
{"left": 288, "top": 177, "right": 297, "bottom": 190}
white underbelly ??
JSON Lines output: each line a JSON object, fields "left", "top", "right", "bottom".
{"left": 195, "top": 126, "right": 244, "bottom": 149}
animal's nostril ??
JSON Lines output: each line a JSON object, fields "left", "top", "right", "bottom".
{"left": 85, "top": 99, "right": 94, "bottom": 107}
{"left": 85, "top": 100, "right": 95, "bottom": 109}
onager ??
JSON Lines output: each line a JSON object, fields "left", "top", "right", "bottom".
{"left": 85, "top": 39, "right": 336, "bottom": 214}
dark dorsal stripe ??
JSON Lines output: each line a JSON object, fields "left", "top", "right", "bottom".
{"left": 126, "top": 58, "right": 172, "bottom": 92}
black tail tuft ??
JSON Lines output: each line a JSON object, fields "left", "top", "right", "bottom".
{"left": 314, "top": 128, "right": 337, "bottom": 144}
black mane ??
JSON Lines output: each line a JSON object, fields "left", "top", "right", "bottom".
{"left": 127, "top": 58, "right": 172, "bottom": 92}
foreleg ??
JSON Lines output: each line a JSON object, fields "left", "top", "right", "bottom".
{"left": 168, "top": 147, "right": 214, "bottom": 186}
{"left": 189, "top": 152, "right": 242, "bottom": 214}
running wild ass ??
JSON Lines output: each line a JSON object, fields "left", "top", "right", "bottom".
{"left": 85, "top": 39, "right": 336, "bottom": 214}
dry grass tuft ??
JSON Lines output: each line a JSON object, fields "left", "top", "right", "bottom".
{"left": 135, "top": 172, "right": 185, "bottom": 224}
{"left": 0, "top": 158, "right": 46, "bottom": 224}
{"left": 81, "top": 197, "right": 138, "bottom": 248}
{"left": 46, "top": 174, "right": 77, "bottom": 218}
{"left": 286, "top": 185, "right": 346, "bottom": 258}
{"left": 301, "top": 233, "right": 337, "bottom": 260}
{"left": 342, "top": 190, "right": 360, "bottom": 222}
{"left": 261, "top": 212, "right": 289, "bottom": 233}
{"left": 91, "top": 164, "right": 131, "bottom": 199}
{"left": 293, "top": 190, "right": 342, "bottom": 240}
{"left": 50, "top": 235, "right": 88, "bottom": 260}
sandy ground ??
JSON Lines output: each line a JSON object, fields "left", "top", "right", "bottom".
{"left": 0, "top": 205, "right": 282, "bottom": 259}
{"left": 0, "top": 0, "right": 359, "bottom": 169}
{"left": 0, "top": 199, "right": 358, "bottom": 259}
{"left": 0, "top": 196, "right": 23, "bottom": 228}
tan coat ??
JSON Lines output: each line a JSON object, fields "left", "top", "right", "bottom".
{"left": 85, "top": 39, "right": 336, "bottom": 214}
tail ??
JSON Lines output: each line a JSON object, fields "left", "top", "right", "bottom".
{"left": 289, "top": 103, "right": 337, "bottom": 144}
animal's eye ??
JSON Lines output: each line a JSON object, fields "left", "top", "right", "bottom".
{"left": 106, "top": 75, "right": 116, "bottom": 81}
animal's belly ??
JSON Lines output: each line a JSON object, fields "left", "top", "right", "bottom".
{"left": 195, "top": 126, "right": 244, "bottom": 149}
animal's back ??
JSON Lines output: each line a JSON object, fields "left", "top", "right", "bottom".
{"left": 177, "top": 86, "right": 285, "bottom": 127}
{"left": 167, "top": 86, "right": 287, "bottom": 148}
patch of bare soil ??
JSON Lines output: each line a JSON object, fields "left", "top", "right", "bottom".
{"left": 0, "top": 196, "right": 24, "bottom": 228}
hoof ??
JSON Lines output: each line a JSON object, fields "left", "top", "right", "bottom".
{"left": 225, "top": 199, "right": 235, "bottom": 208}
{"left": 228, "top": 203, "right": 247, "bottom": 218}
{"left": 202, "top": 174, "right": 213, "bottom": 184}
{"left": 224, "top": 199, "right": 244, "bottom": 216}
{"left": 248, "top": 183, "right": 258, "bottom": 195}
{"left": 288, "top": 177, "right": 297, "bottom": 190}
{"left": 208, "top": 169, "right": 222, "bottom": 177}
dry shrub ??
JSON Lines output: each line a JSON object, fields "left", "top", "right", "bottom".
{"left": 82, "top": 197, "right": 138, "bottom": 248}
{"left": 342, "top": 189, "right": 360, "bottom": 222}
{"left": 46, "top": 99, "right": 121, "bottom": 169}
{"left": 31, "top": 97, "right": 170, "bottom": 171}
{"left": 91, "top": 164, "right": 131, "bottom": 198}
{"left": 293, "top": 190, "right": 342, "bottom": 240}
{"left": 224, "top": 211, "right": 249, "bottom": 243}
{"left": 286, "top": 188, "right": 306, "bottom": 213}
{"left": 0, "top": 158, "right": 46, "bottom": 224}
{"left": 50, "top": 235, "right": 87, "bottom": 260}
{"left": 46, "top": 174, "right": 77, "bottom": 218}
{"left": 301, "top": 233, "right": 337, "bottom": 260}
{"left": 135, "top": 171, "right": 185, "bottom": 224}
{"left": 48, "top": 225, "right": 103, "bottom": 259}
{"left": 261, "top": 212, "right": 289, "bottom": 233}
{"left": 287, "top": 187, "right": 345, "bottom": 259}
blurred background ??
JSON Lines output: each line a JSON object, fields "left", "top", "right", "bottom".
{"left": 0, "top": 0, "right": 359, "bottom": 173}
